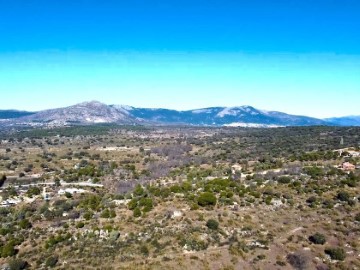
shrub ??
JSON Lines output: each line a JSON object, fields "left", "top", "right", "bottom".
{"left": 197, "top": 192, "right": 217, "bottom": 207}
{"left": 139, "top": 198, "right": 153, "bottom": 212}
{"left": 0, "top": 175, "right": 6, "bottom": 187}
{"left": 337, "top": 191, "right": 350, "bottom": 202}
{"left": 83, "top": 211, "right": 93, "bottom": 220}
{"left": 309, "top": 233, "right": 326, "bottom": 245}
{"left": 206, "top": 219, "right": 219, "bottom": 230}
{"left": 76, "top": 222, "right": 85, "bottom": 228}
{"left": 325, "top": 247, "right": 346, "bottom": 261}
{"left": 8, "top": 258, "right": 28, "bottom": 270}
{"left": 133, "top": 184, "right": 145, "bottom": 197}
{"left": 355, "top": 213, "right": 360, "bottom": 222}
{"left": 45, "top": 256, "right": 58, "bottom": 268}
{"left": 26, "top": 187, "right": 41, "bottom": 197}
{"left": 287, "top": 251, "right": 310, "bottom": 270}
{"left": 100, "top": 209, "right": 110, "bottom": 219}
{"left": 1, "top": 241, "right": 17, "bottom": 258}
{"left": 19, "top": 219, "right": 32, "bottom": 230}
{"left": 278, "top": 176, "right": 291, "bottom": 184}
{"left": 133, "top": 207, "right": 141, "bottom": 218}
{"left": 128, "top": 198, "right": 138, "bottom": 210}
{"left": 140, "top": 245, "right": 149, "bottom": 257}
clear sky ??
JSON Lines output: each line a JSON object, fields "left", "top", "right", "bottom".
{"left": 0, "top": 0, "right": 359, "bottom": 118}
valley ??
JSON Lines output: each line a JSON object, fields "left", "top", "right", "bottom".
{"left": 0, "top": 125, "right": 359, "bottom": 269}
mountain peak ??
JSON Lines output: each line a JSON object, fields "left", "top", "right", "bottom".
{"left": 75, "top": 101, "right": 107, "bottom": 107}
{"left": 0, "top": 102, "right": 345, "bottom": 127}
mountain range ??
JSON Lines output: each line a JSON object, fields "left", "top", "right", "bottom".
{"left": 0, "top": 101, "right": 358, "bottom": 127}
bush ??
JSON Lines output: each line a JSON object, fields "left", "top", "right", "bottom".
{"left": 278, "top": 176, "right": 291, "bottom": 184}
{"left": 206, "top": 219, "right": 219, "bottom": 230}
{"left": 133, "top": 207, "right": 141, "bottom": 218}
{"left": 133, "top": 184, "right": 145, "bottom": 197}
{"left": 100, "top": 209, "right": 110, "bottom": 219}
{"left": 26, "top": 187, "right": 41, "bottom": 197}
{"left": 0, "top": 174, "right": 6, "bottom": 187}
{"left": 140, "top": 245, "right": 149, "bottom": 257}
{"left": 355, "top": 213, "right": 360, "bottom": 222}
{"left": 309, "top": 233, "right": 326, "bottom": 245}
{"left": 325, "top": 247, "right": 346, "bottom": 261}
{"left": 8, "top": 258, "right": 28, "bottom": 270}
{"left": 337, "top": 191, "right": 350, "bottom": 202}
{"left": 83, "top": 211, "right": 93, "bottom": 220}
{"left": 1, "top": 241, "right": 17, "bottom": 258}
{"left": 197, "top": 192, "right": 217, "bottom": 207}
{"left": 19, "top": 219, "right": 32, "bottom": 230}
{"left": 287, "top": 251, "right": 310, "bottom": 270}
{"left": 76, "top": 222, "right": 85, "bottom": 228}
{"left": 45, "top": 256, "right": 58, "bottom": 268}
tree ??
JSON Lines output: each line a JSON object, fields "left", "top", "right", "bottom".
{"left": 197, "top": 192, "right": 217, "bottom": 207}
{"left": 19, "top": 219, "right": 32, "bottom": 230}
{"left": 8, "top": 258, "right": 29, "bottom": 270}
{"left": 337, "top": 191, "right": 350, "bottom": 202}
{"left": 206, "top": 219, "right": 219, "bottom": 230}
{"left": 309, "top": 233, "right": 326, "bottom": 245}
{"left": 0, "top": 174, "right": 6, "bottom": 187}
{"left": 101, "top": 209, "right": 110, "bottom": 219}
{"left": 133, "top": 207, "right": 141, "bottom": 218}
{"left": 325, "top": 247, "right": 346, "bottom": 261}
{"left": 26, "top": 187, "right": 41, "bottom": 197}
{"left": 54, "top": 178, "right": 61, "bottom": 187}
{"left": 45, "top": 256, "right": 58, "bottom": 268}
{"left": 287, "top": 251, "right": 310, "bottom": 270}
{"left": 1, "top": 241, "right": 17, "bottom": 258}
{"left": 133, "top": 184, "right": 145, "bottom": 197}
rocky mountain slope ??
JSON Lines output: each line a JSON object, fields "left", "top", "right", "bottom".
{"left": 325, "top": 116, "right": 360, "bottom": 126}
{"left": 0, "top": 101, "right": 356, "bottom": 127}
{"left": 20, "top": 101, "right": 137, "bottom": 125}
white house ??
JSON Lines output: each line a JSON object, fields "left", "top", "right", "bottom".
{"left": 58, "top": 188, "right": 87, "bottom": 195}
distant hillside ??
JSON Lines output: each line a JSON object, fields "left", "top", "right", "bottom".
{"left": 126, "top": 106, "right": 328, "bottom": 127}
{"left": 326, "top": 116, "right": 360, "bottom": 126}
{"left": 21, "top": 101, "right": 137, "bottom": 125}
{"left": 1, "top": 101, "right": 357, "bottom": 127}
{"left": 0, "top": 110, "right": 35, "bottom": 119}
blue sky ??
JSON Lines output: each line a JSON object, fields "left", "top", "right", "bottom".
{"left": 0, "top": 0, "right": 359, "bottom": 118}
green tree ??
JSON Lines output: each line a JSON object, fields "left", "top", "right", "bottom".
{"left": 309, "top": 233, "right": 326, "bottom": 245}
{"left": 206, "top": 219, "right": 219, "bottom": 230}
{"left": 325, "top": 248, "right": 346, "bottom": 261}
{"left": 19, "top": 219, "right": 32, "bottom": 230}
{"left": 101, "top": 209, "right": 110, "bottom": 219}
{"left": 337, "top": 191, "right": 350, "bottom": 202}
{"left": 26, "top": 187, "right": 41, "bottom": 197}
{"left": 133, "top": 184, "right": 145, "bottom": 197}
{"left": 1, "top": 241, "right": 17, "bottom": 257}
{"left": 8, "top": 258, "right": 28, "bottom": 270}
{"left": 45, "top": 256, "right": 58, "bottom": 268}
{"left": 197, "top": 192, "right": 217, "bottom": 207}
{"left": 133, "top": 207, "right": 141, "bottom": 218}
{"left": 0, "top": 175, "right": 6, "bottom": 187}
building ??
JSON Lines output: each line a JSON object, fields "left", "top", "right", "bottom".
{"left": 58, "top": 188, "right": 87, "bottom": 195}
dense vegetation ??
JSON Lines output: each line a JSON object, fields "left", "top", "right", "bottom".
{"left": 0, "top": 126, "right": 359, "bottom": 269}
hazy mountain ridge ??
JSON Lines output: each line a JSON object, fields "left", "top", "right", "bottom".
{"left": 325, "top": 116, "right": 360, "bottom": 126}
{"left": 20, "top": 101, "right": 137, "bottom": 125}
{"left": 127, "top": 106, "right": 328, "bottom": 126}
{"left": 0, "top": 110, "right": 35, "bottom": 119}
{"left": 0, "top": 101, "right": 358, "bottom": 127}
